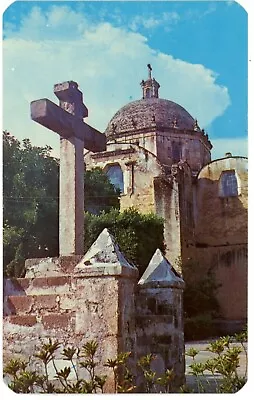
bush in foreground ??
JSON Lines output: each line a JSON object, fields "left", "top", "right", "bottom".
{"left": 4, "top": 330, "right": 247, "bottom": 394}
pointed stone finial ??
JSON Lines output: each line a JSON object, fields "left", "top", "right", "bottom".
{"left": 138, "top": 249, "right": 184, "bottom": 288}
{"left": 193, "top": 119, "right": 199, "bottom": 131}
{"left": 111, "top": 122, "right": 117, "bottom": 133}
{"left": 74, "top": 228, "right": 138, "bottom": 276}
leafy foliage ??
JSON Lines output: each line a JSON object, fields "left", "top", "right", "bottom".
{"left": 84, "top": 167, "right": 120, "bottom": 214}
{"left": 185, "top": 329, "right": 247, "bottom": 393}
{"left": 104, "top": 352, "right": 135, "bottom": 393}
{"left": 84, "top": 207, "right": 165, "bottom": 277}
{"left": 3, "top": 132, "right": 120, "bottom": 277}
{"left": 3, "top": 339, "right": 174, "bottom": 394}
{"left": 3, "top": 131, "right": 59, "bottom": 277}
{"left": 4, "top": 331, "right": 246, "bottom": 393}
{"left": 3, "top": 132, "right": 160, "bottom": 278}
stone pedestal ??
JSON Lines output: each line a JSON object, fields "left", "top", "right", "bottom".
{"left": 3, "top": 229, "right": 138, "bottom": 393}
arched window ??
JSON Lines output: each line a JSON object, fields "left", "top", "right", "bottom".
{"left": 145, "top": 88, "right": 151, "bottom": 98}
{"left": 219, "top": 170, "right": 239, "bottom": 197}
{"left": 106, "top": 164, "right": 124, "bottom": 193}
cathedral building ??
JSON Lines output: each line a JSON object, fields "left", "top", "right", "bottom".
{"left": 84, "top": 66, "right": 247, "bottom": 330}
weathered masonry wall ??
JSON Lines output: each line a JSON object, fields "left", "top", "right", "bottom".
{"left": 3, "top": 272, "right": 137, "bottom": 392}
{"left": 3, "top": 231, "right": 138, "bottom": 393}
{"left": 192, "top": 157, "right": 248, "bottom": 326}
{"left": 156, "top": 130, "right": 211, "bottom": 174}
{"left": 85, "top": 143, "right": 163, "bottom": 215}
{"left": 136, "top": 287, "right": 185, "bottom": 390}
{"left": 154, "top": 176, "right": 182, "bottom": 270}
{"left": 3, "top": 230, "right": 185, "bottom": 393}
{"left": 195, "top": 157, "right": 248, "bottom": 246}
{"left": 194, "top": 245, "right": 247, "bottom": 323}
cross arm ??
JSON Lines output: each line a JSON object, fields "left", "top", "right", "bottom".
{"left": 30, "top": 98, "right": 106, "bottom": 152}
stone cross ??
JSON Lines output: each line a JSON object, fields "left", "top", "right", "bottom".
{"left": 30, "top": 81, "right": 106, "bottom": 256}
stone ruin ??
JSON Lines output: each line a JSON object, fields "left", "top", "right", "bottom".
{"left": 3, "top": 80, "right": 185, "bottom": 392}
{"left": 3, "top": 229, "right": 185, "bottom": 392}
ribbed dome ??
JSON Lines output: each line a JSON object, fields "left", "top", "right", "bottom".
{"left": 105, "top": 98, "right": 196, "bottom": 137}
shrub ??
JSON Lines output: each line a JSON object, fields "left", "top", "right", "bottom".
{"left": 3, "top": 340, "right": 174, "bottom": 394}
{"left": 84, "top": 207, "right": 165, "bottom": 277}
{"left": 184, "top": 313, "right": 219, "bottom": 341}
{"left": 185, "top": 329, "right": 247, "bottom": 393}
{"left": 4, "top": 330, "right": 247, "bottom": 394}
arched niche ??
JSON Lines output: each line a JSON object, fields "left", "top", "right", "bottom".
{"left": 218, "top": 170, "right": 240, "bottom": 197}
{"left": 105, "top": 163, "right": 124, "bottom": 193}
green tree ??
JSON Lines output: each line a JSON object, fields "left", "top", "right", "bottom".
{"left": 84, "top": 208, "right": 165, "bottom": 277}
{"left": 3, "top": 132, "right": 120, "bottom": 277}
{"left": 84, "top": 167, "right": 120, "bottom": 214}
{"left": 3, "top": 131, "right": 59, "bottom": 276}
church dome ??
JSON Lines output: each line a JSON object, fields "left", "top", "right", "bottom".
{"left": 105, "top": 97, "right": 196, "bottom": 137}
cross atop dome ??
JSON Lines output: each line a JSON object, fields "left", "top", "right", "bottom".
{"left": 140, "top": 64, "right": 160, "bottom": 99}
{"left": 147, "top": 63, "right": 152, "bottom": 79}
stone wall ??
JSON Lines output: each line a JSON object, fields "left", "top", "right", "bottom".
{"left": 156, "top": 130, "right": 211, "bottom": 174}
{"left": 85, "top": 142, "right": 163, "bottom": 214}
{"left": 193, "top": 245, "right": 247, "bottom": 323}
{"left": 3, "top": 230, "right": 185, "bottom": 393}
{"left": 191, "top": 157, "right": 248, "bottom": 324}
{"left": 195, "top": 157, "right": 248, "bottom": 246}
{"left": 3, "top": 230, "right": 138, "bottom": 392}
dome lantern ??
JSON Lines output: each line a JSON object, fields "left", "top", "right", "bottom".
{"left": 140, "top": 64, "right": 160, "bottom": 99}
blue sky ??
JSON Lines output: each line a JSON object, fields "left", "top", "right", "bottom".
{"left": 2, "top": 0, "right": 249, "bottom": 159}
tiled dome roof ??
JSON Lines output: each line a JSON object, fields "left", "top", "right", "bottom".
{"left": 105, "top": 98, "right": 195, "bottom": 137}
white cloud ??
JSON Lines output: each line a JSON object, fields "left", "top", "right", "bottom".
{"left": 129, "top": 11, "right": 180, "bottom": 32}
{"left": 3, "top": 5, "right": 230, "bottom": 157}
{"left": 211, "top": 137, "right": 248, "bottom": 160}
{"left": 184, "top": 3, "right": 217, "bottom": 22}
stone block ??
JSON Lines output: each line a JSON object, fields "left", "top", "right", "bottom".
{"left": 25, "top": 257, "right": 62, "bottom": 278}
{"left": 7, "top": 294, "right": 59, "bottom": 315}
{"left": 8, "top": 315, "right": 37, "bottom": 327}
{"left": 7, "top": 296, "right": 33, "bottom": 315}
{"left": 42, "top": 313, "right": 74, "bottom": 331}
{"left": 35, "top": 294, "right": 59, "bottom": 312}
{"left": 32, "top": 276, "right": 71, "bottom": 288}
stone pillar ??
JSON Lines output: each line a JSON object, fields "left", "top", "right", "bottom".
{"left": 73, "top": 229, "right": 139, "bottom": 391}
{"left": 136, "top": 249, "right": 185, "bottom": 392}
{"left": 154, "top": 175, "right": 182, "bottom": 272}
{"left": 59, "top": 136, "right": 84, "bottom": 256}
{"left": 125, "top": 161, "right": 136, "bottom": 195}
{"left": 3, "top": 230, "right": 139, "bottom": 393}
